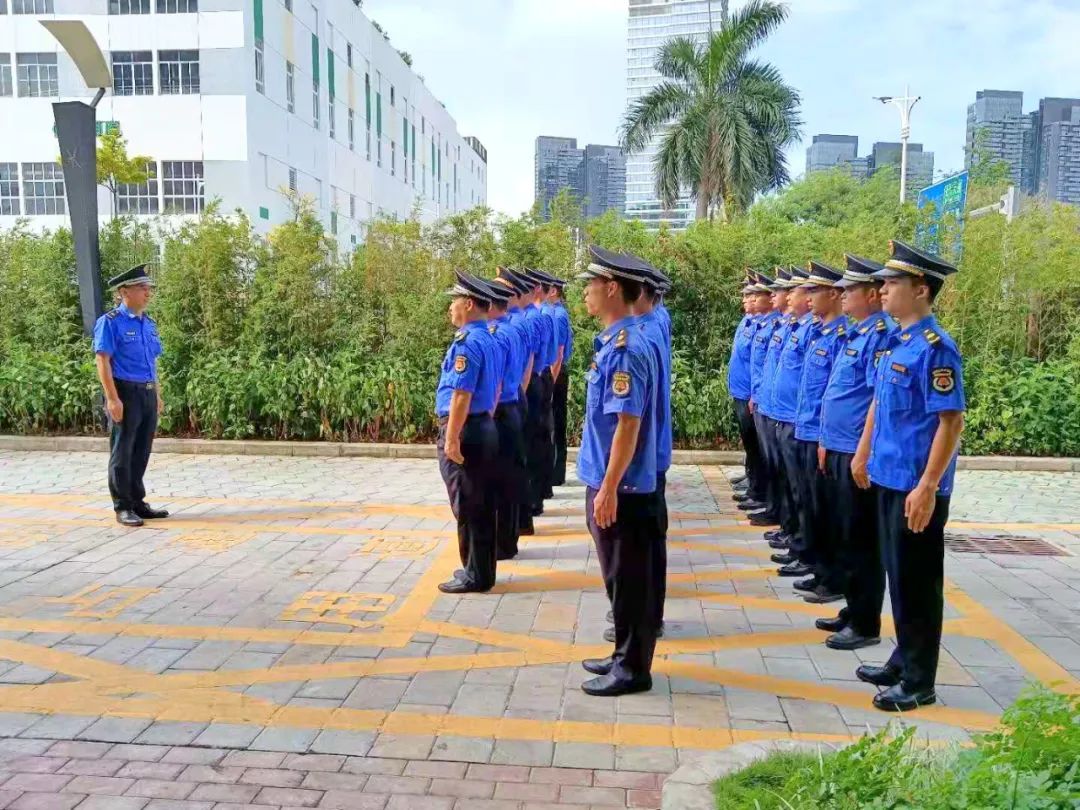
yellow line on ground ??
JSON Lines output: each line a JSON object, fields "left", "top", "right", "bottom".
{"left": 488, "top": 567, "right": 776, "bottom": 595}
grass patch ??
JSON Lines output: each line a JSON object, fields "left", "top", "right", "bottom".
{"left": 712, "top": 750, "right": 818, "bottom": 809}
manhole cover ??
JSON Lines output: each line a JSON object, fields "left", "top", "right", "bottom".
{"left": 945, "top": 533, "right": 1067, "bottom": 556}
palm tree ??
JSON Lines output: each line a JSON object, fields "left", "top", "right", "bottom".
{"left": 620, "top": 0, "right": 801, "bottom": 222}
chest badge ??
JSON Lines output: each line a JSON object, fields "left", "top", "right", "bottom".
{"left": 931, "top": 367, "right": 955, "bottom": 393}
{"left": 454, "top": 355, "right": 468, "bottom": 373}
{"left": 612, "top": 371, "right": 631, "bottom": 397}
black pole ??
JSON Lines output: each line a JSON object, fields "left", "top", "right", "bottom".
{"left": 53, "top": 100, "right": 103, "bottom": 337}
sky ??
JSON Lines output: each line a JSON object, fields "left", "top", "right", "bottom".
{"left": 364, "top": 0, "right": 1080, "bottom": 218}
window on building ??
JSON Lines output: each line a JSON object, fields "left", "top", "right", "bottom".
{"left": 286, "top": 61, "right": 295, "bottom": 112}
{"left": 330, "top": 211, "right": 337, "bottom": 234}
{"left": 312, "top": 81, "right": 320, "bottom": 130}
{"left": 254, "top": 39, "right": 265, "bottom": 94}
{"left": 161, "top": 160, "right": 203, "bottom": 213}
{"left": 389, "top": 85, "right": 394, "bottom": 106}
{"left": 157, "top": 0, "right": 196, "bottom": 11}
{"left": 328, "top": 100, "right": 335, "bottom": 139}
{"left": 12, "top": 0, "right": 54, "bottom": 11}
{"left": 21, "top": 163, "right": 65, "bottom": 215}
{"left": 347, "top": 108, "right": 355, "bottom": 151}
{"left": 0, "top": 56, "right": 13, "bottom": 98}
{"left": 158, "top": 49, "right": 199, "bottom": 94}
{"left": 0, "top": 164, "right": 20, "bottom": 216}
{"left": 116, "top": 160, "right": 159, "bottom": 215}
{"left": 108, "top": 0, "right": 149, "bottom": 13}
{"left": 364, "top": 72, "right": 371, "bottom": 160}
{"left": 390, "top": 141, "right": 395, "bottom": 176}
{"left": 16, "top": 53, "right": 58, "bottom": 98}
{"left": 288, "top": 166, "right": 297, "bottom": 192}
{"left": 346, "top": 43, "right": 352, "bottom": 67}
{"left": 349, "top": 193, "right": 356, "bottom": 219}
{"left": 111, "top": 51, "right": 153, "bottom": 96}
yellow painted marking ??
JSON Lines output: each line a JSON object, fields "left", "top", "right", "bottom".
{"left": 48, "top": 584, "right": 159, "bottom": 619}
{"left": 354, "top": 537, "right": 439, "bottom": 560}
{"left": 173, "top": 529, "right": 257, "bottom": 552}
{"left": 489, "top": 567, "right": 776, "bottom": 595}
{"left": 0, "top": 528, "right": 48, "bottom": 549}
{"left": 280, "top": 591, "right": 396, "bottom": 629}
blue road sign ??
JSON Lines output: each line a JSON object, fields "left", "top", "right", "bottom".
{"left": 917, "top": 171, "right": 968, "bottom": 254}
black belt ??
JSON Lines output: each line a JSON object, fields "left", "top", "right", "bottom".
{"left": 116, "top": 379, "right": 156, "bottom": 390}
{"left": 437, "top": 412, "right": 490, "bottom": 426}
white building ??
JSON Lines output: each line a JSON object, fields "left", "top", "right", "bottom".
{"left": 0, "top": 0, "right": 488, "bottom": 246}
{"left": 625, "top": 0, "right": 713, "bottom": 230}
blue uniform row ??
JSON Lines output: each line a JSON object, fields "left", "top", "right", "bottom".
{"left": 727, "top": 240, "right": 966, "bottom": 713}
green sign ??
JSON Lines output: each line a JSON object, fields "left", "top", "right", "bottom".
{"left": 52, "top": 120, "right": 120, "bottom": 137}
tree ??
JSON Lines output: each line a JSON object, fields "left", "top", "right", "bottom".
{"left": 398, "top": 50, "right": 413, "bottom": 67}
{"left": 95, "top": 129, "right": 153, "bottom": 218}
{"left": 619, "top": 0, "right": 801, "bottom": 222}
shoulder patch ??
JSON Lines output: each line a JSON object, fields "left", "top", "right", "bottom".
{"left": 931, "top": 367, "right": 955, "bottom": 392}
{"left": 106, "top": 309, "right": 119, "bottom": 320}
{"left": 454, "top": 354, "right": 468, "bottom": 373}
{"left": 614, "top": 329, "right": 628, "bottom": 349}
{"left": 454, "top": 330, "right": 466, "bottom": 343}
{"left": 924, "top": 329, "right": 940, "bottom": 344}
{"left": 876, "top": 319, "right": 887, "bottom": 332}
{"left": 611, "top": 371, "right": 631, "bottom": 396}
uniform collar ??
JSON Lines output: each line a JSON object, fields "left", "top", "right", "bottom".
{"left": 856, "top": 310, "right": 887, "bottom": 332}
{"left": 596, "top": 315, "right": 637, "bottom": 348}
{"left": 462, "top": 320, "right": 487, "bottom": 334}
{"left": 896, "top": 313, "right": 937, "bottom": 343}
{"left": 118, "top": 302, "right": 141, "bottom": 319}
{"left": 798, "top": 312, "right": 814, "bottom": 326}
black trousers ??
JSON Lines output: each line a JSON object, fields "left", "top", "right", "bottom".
{"left": 524, "top": 369, "right": 555, "bottom": 509}
{"left": 108, "top": 379, "right": 159, "bottom": 512}
{"left": 773, "top": 420, "right": 803, "bottom": 542}
{"left": 752, "top": 412, "right": 784, "bottom": 524}
{"left": 587, "top": 486, "right": 661, "bottom": 680}
{"left": 437, "top": 414, "right": 498, "bottom": 590}
{"left": 493, "top": 401, "right": 528, "bottom": 559}
{"left": 877, "top": 486, "right": 949, "bottom": 691}
{"left": 653, "top": 471, "right": 668, "bottom": 629}
{"left": 551, "top": 369, "right": 569, "bottom": 486}
{"left": 733, "top": 399, "right": 765, "bottom": 502}
{"left": 822, "top": 450, "right": 884, "bottom": 636}
{"left": 793, "top": 438, "right": 825, "bottom": 574}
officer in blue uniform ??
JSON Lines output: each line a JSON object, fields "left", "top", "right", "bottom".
{"left": 792, "top": 261, "right": 848, "bottom": 604}
{"left": 482, "top": 278, "right": 529, "bottom": 562}
{"left": 729, "top": 272, "right": 766, "bottom": 512}
{"left": 745, "top": 270, "right": 784, "bottom": 532}
{"left": 852, "top": 240, "right": 964, "bottom": 712}
{"left": 543, "top": 275, "right": 573, "bottom": 487}
{"left": 92, "top": 264, "right": 169, "bottom": 528}
{"left": 817, "top": 255, "right": 893, "bottom": 649}
{"left": 521, "top": 269, "right": 557, "bottom": 517}
{"left": 576, "top": 245, "right": 660, "bottom": 697}
{"left": 436, "top": 272, "right": 501, "bottom": 594}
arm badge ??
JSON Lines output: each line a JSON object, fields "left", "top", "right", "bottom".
{"left": 612, "top": 371, "right": 631, "bottom": 396}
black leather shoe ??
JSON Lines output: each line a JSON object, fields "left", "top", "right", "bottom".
{"left": 531, "top": 505, "right": 544, "bottom": 517}
{"left": 856, "top": 663, "right": 901, "bottom": 687}
{"left": 437, "top": 578, "right": 490, "bottom": 594}
{"left": 793, "top": 576, "right": 819, "bottom": 592}
{"left": 804, "top": 585, "right": 845, "bottom": 604}
{"left": 777, "top": 562, "right": 811, "bottom": 577}
{"left": 581, "top": 673, "right": 652, "bottom": 696}
{"left": 732, "top": 492, "right": 751, "bottom": 503}
{"left": 737, "top": 500, "right": 768, "bottom": 512}
{"left": 496, "top": 551, "right": 516, "bottom": 561}
{"left": 826, "top": 626, "right": 880, "bottom": 650}
{"left": 749, "top": 513, "right": 780, "bottom": 527}
{"left": 116, "top": 510, "right": 144, "bottom": 527}
{"left": 519, "top": 522, "right": 535, "bottom": 536}
{"left": 731, "top": 476, "right": 747, "bottom": 488}
{"left": 133, "top": 503, "right": 169, "bottom": 519}
{"left": 767, "top": 536, "right": 790, "bottom": 550}
{"left": 606, "top": 610, "right": 614, "bottom": 623}
{"left": 583, "top": 656, "right": 614, "bottom": 675}
{"left": 603, "top": 623, "right": 664, "bottom": 643}
{"left": 815, "top": 613, "right": 848, "bottom": 633}
{"left": 543, "top": 489, "right": 554, "bottom": 500}
{"left": 872, "top": 683, "right": 936, "bottom": 712}
{"left": 764, "top": 529, "right": 783, "bottom": 541}
{"left": 771, "top": 552, "right": 796, "bottom": 565}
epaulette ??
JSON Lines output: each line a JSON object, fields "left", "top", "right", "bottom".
{"left": 614, "top": 328, "right": 628, "bottom": 349}
{"left": 106, "top": 309, "right": 120, "bottom": 319}
{"left": 858, "top": 326, "right": 869, "bottom": 334}
{"left": 454, "top": 330, "right": 466, "bottom": 343}
{"left": 488, "top": 324, "right": 497, "bottom": 335}
{"left": 836, "top": 324, "right": 846, "bottom": 336}
{"left": 924, "top": 328, "right": 940, "bottom": 344}
{"left": 876, "top": 319, "right": 887, "bottom": 332}
{"left": 812, "top": 316, "right": 822, "bottom": 325}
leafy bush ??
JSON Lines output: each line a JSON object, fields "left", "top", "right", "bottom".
{"left": 711, "top": 684, "right": 1080, "bottom": 809}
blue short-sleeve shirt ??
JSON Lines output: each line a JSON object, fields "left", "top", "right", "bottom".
{"left": 489, "top": 314, "right": 526, "bottom": 404}
{"left": 820, "top": 311, "right": 894, "bottom": 454}
{"left": 577, "top": 316, "right": 658, "bottom": 494}
{"left": 526, "top": 305, "right": 555, "bottom": 372}
{"left": 868, "top": 315, "right": 966, "bottom": 495}
{"left": 435, "top": 320, "right": 500, "bottom": 416}
{"left": 756, "top": 314, "right": 797, "bottom": 418}
{"left": 510, "top": 306, "right": 540, "bottom": 366}
{"left": 769, "top": 313, "right": 817, "bottom": 423}
{"left": 727, "top": 314, "right": 756, "bottom": 402}
{"left": 656, "top": 302, "right": 672, "bottom": 352}
{"left": 794, "top": 316, "right": 849, "bottom": 443}
{"left": 749, "top": 311, "right": 780, "bottom": 403}
{"left": 547, "top": 302, "right": 572, "bottom": 364}
{"left": 92, "top": 304, "right": 163, "bottom": 383}
{"left": 638, "top": 310, "right": 672, "bottom": 473}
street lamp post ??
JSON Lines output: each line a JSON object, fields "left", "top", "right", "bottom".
{"left": 39, "top": 20, "right": 112, "bottom": 337}
{"left": 874, "top": 85, "right": 921, "bottom": 204}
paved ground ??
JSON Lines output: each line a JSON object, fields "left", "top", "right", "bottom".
{"left": 1, "top": 451, "right": 1078, "bottom": 810}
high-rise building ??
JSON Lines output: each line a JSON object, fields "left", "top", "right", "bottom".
{"left": 870, "top": 142, "right": 934, "bottom": 198}
{"left": 1034, "top": 97, "right": 1080, "bottom": 205}
{"left": 964, "top": 90, "right": 1037, "bottom": 194}
{"left": 583, "top": 144, "right": 626, "bottom": 220}
{"left": 0, "top": 0, "right": 487, "bottom": 247}
{"left": 625, "top": 0, "right": 714, "bottom": 230}
{"left": 534, "top": 137, "right": 625, "bottom": 220}
{"left": 805, "top": 134, "right": 859, "bottom": 175}
{"left": 534, "top": 136, "right": 584, "bottom": 219}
